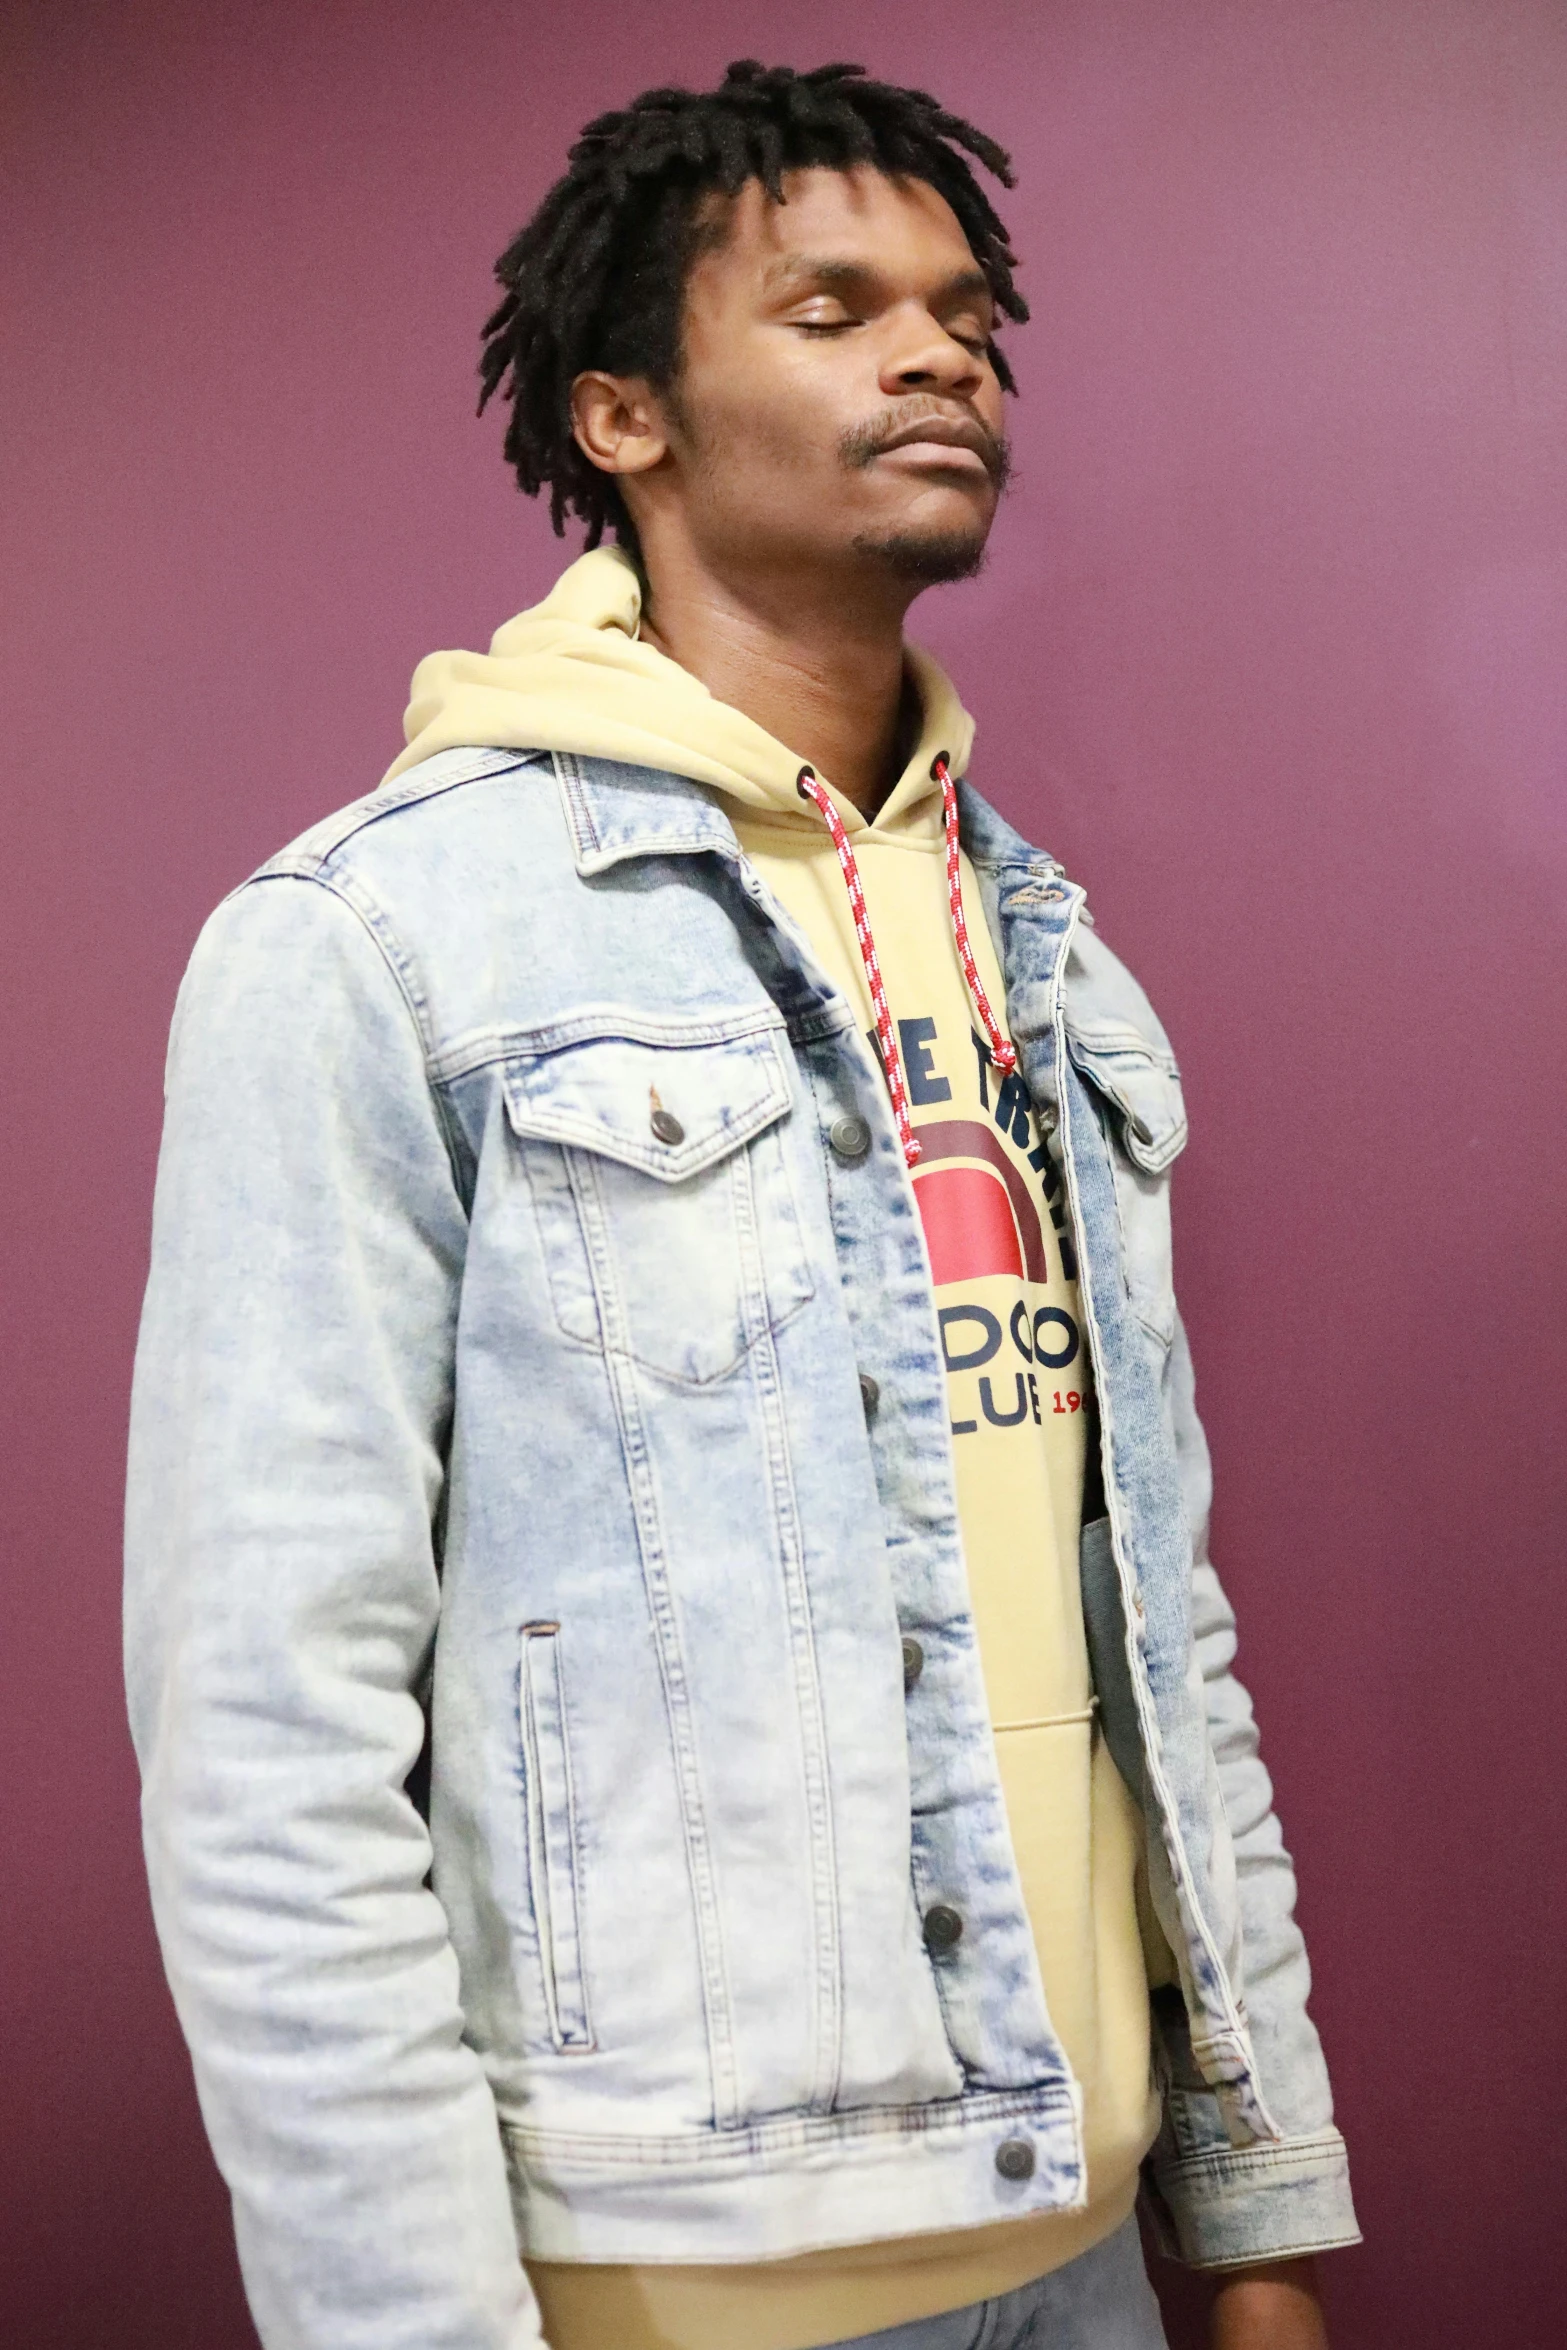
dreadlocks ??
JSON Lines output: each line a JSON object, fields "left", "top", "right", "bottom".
{"left": 478, "top": 59, "right": 1028, "bottom": 547}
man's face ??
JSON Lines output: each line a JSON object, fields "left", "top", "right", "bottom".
{"left": 624, "top": 165, "right": 1010, "bottom": 590}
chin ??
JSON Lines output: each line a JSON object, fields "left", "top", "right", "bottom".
{"left": 851, "top": 525, "right": 992, "bottom": 586}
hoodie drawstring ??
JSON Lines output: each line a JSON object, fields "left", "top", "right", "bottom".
{"left": 795, "top": 756, "right": 1017, "bottom": 1173}
{"left": 796, "top": 765, "right": 920, "bottom": 1165}
{"left": 931, "top": 753, "right": 1017, "bottom": 1082}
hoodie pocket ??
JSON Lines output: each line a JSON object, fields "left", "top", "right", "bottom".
{"left": 519, "top": 1623, "right": 593, "bottom": 2052}
{"left": 504, "top": 1018, "right": 814, "bottom": 1386}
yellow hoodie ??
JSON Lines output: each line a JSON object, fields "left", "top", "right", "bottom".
{"left": 392, "top": 552, "right": 1160, "bottom": 2350}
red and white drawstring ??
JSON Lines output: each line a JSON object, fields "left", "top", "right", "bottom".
{"left": 795, "top": 755, "right": 1017, "bottom": 1172}
{"left": 931, "top": 752, "right": 1017, "bottom": 1081}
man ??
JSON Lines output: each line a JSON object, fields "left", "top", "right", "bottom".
{"left": 126, "top": 60, "right": 1357, "bottom": 2350}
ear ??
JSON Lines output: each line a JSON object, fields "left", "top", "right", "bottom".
{"left": 570, "top": 371, "right": 670, "bottom": 478}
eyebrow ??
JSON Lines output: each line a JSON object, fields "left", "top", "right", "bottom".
{"left": 763, "top": 255, "right": 993, "bottom": 306}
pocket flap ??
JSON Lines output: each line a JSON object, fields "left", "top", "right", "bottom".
{"left": 1066, "top": 1030, "right": 1188, "bottom": 1174}
{"left": 502, "top": 1022, "right": 794, "bottom": 1182}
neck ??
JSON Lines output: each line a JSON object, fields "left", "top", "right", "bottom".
{"left": 636, "top": 539, "right": 914, "bottom": 815}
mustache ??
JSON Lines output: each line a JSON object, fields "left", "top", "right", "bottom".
{"left": 836, "top": 402, "right": 1012, "bottom": 490}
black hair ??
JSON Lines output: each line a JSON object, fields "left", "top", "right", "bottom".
{"left": 477, "top": 59, "right": 1027, "bottom": 546}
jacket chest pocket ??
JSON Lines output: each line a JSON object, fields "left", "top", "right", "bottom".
{"left": 1067, "top": 1027, "right": 1188, "bottom": 1350}
{"left": 503, "top": 1021, "right": 814, "bottom": 1388}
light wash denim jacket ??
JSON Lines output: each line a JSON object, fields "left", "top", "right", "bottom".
{"left": 126, "top": 746, "right": 1358, "bottom": 2350}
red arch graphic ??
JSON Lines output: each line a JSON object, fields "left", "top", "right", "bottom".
{"left": 911, "top": 1118, "right": 1049, "bottom": 1287}
{"left": 913, "top": 1164, "right": 1022, "bottom": 1287}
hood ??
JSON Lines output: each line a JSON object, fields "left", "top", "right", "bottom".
{"left": 384, "top": 546, "right": 975, "bottom": 835}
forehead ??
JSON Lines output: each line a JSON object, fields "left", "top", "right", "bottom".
{"left": 693, "top": 164, "right": 984, "bottom": 290}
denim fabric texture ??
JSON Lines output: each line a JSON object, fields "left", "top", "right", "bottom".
{"left": 125, "top": 748, "right": 1357, "bottom": 2350}
{"left": 828, "top": 2216, "right": 1167, "bottom": 2348}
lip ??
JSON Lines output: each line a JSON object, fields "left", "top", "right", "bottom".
{"left": 874, "top": 414, "right": 997, "bottom": 473}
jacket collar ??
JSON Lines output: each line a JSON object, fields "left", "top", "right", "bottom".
{"left": 554, "top": 752, "right": 743, "bottom": 875}
{"left": 553, "top": 749, "right": 1062, "bottom": 880}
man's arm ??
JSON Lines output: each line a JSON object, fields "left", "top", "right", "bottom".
{"left": 1211, "top": 2258, "right": 1329, "bottom": 2348}
{"left": 1141, "top": 1312, "right": 1360, "bottom": 2295}
{"left": 125, "top": 875, "right": 541, "bottom": 2349}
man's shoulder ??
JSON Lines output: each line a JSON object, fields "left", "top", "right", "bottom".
{"left": 179, "top": 748, "right": 577, "bottom": 1062}
{"left": 960, "top": 776, "right": 1179, "bottom": 1070}
{"left": 1062, "top": 921, "right": 1188, "bottom": 1172}
{"left": 190, "top": 747, "right": 752, "bottom": 1075}
{"left": 248, "top": 745, "right": 554, "bottom": 896}
{"left": 1062, "top": 920, "right": 1179, "bottom": 1072}
{"left": 961, "top": 775, "right": 1187, "bottom": 1169}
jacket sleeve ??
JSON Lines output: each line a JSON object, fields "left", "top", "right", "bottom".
{"left": 1143, "top": 1310, "right": 1361, "bottom": 2270}
{"left": 124, "top": 874, "right": 543, "bottom": 2349}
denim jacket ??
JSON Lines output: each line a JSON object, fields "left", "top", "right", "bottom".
{"left": 125, "top": 746, "right": 1358, "bottom": 2350}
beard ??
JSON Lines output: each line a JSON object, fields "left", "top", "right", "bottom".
{"left": 837, "top": 400, "right": 1009, "bottom": 585}
{"left": 848, "top": 525, "right": 992, "bottom": 585}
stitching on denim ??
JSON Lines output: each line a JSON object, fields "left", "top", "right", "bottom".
{"left": 1053, "top": 1039, "right": 1276, "bottom": 2144}
{"left": 567, "top": 1147, "right": 741, "bottom": 2125}
{"left": 518, "top": 1626, "right": 597, "bottom": 2051}
{"left": 251, "top": 748, "right": 540, "bottom": 879}
{"left": 239, "top": 872, "right": 470, "bottom": 1193}
{"left": 1104, "top": 1151, "right": 1178, "bottom": 1352}
{"left": 430, "top": 1003, "right": 791, "bottom": 1087}
{"left": 731, "top": 1144, "right": 842, "bottom": 2114}
{"left": 1158, "top": 2129, "right": 1349, "bottom": 2186}
{"left": 552, "top": 750, "right": 600, "bottom": 861}
{"left": 505, "top": 2078, "right": 1083, "bottom": 2169}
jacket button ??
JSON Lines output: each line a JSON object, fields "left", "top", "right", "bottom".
{"left": 922, "top": 1904, "right": 964, "bottom": 1954}
{"left": 995, "top": 2137, "right": 1035, "bottom": 2181}
{"left": 829, "top": 1113, "right": 871, "bottom": 1159}
{"left": 1038, "top": 1102, "right": 1059, "bottom": 1134}
{"left": 650, "top": 1107, "right": 684, "bottom": 1145}
{"left": 901, "top": 1636, "right": 924, "bottom": 1690}
{"left": 859, "top": 1373, "right": 880, "bottom": 1416}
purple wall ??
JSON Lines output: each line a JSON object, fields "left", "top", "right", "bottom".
{"left": 5, "top": 3, "right": 1565, "bottom": 2343}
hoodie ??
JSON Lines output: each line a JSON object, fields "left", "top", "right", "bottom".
{"left": 391, "top": 551, "right": 1162, "bottom": 2350}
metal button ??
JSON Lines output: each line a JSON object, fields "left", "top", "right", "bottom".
{"left": 650, "top": 1107, "right": 684, "bottom": 1146}
{"left": 995, "top": 2137, "right": 1035, "bottom": 2181}
{"left": 829, "top": 1112, "right": 871, "bottom": 1159}
{"left": 859, "top": 1373, "right": 880, "bottom": 1416}
{"left": 901, "top": 1636, "right": 924, "bottom": 1691}
{"left": 922, "top": 1904, "right": 964, "bottom": 1954}
{"left": 1038, "top": 1102, "right": 1059, "bottom": 1135}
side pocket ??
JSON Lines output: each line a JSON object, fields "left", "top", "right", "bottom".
{"left": 519, "top": 1623, "right": 594, "bottom": 2051}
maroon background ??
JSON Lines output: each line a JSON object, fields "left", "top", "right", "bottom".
{"left": 5, "top": 3, "right": 1565, "bottom": 2344}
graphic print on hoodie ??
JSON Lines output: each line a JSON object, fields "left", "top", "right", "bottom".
{"left": 388, "top": 551, "right": 1162, "bottom": 2350}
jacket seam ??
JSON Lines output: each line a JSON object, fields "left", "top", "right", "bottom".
{"left": 1189, "top": 2230, "right": 1364, "bottom": 2272}
{"left": 250, "top": 748, "right": 541, "bottom": 879}
{"left": 430, "top": 1003, "right": 791, "bottom": 1087}
{"left": 1155, "top": 2129, "right": 1348, "bottom": 2184}
{"left": 566, "top": 1150, "right": 742, "bottom": 2126}
{"left": 553, "top": 749, "right": 601, "bottom": 860}
{"left": 241, "top": 869, "right": 466, "bottom": 1194}
{"left": 505, "top": 2079, "right": 1082, "bottom": 2168}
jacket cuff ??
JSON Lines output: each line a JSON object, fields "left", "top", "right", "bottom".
{"left": 1144, "top": 2127, "right": 1361, "bottom": 2270}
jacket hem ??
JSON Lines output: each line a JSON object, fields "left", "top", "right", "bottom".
{"left": 503, "top": 2081, "right": 1089, "bottom": 2262}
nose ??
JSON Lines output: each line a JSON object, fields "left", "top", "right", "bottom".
{"left": 879, "top": 305, "right": 986, "bottom": 400}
